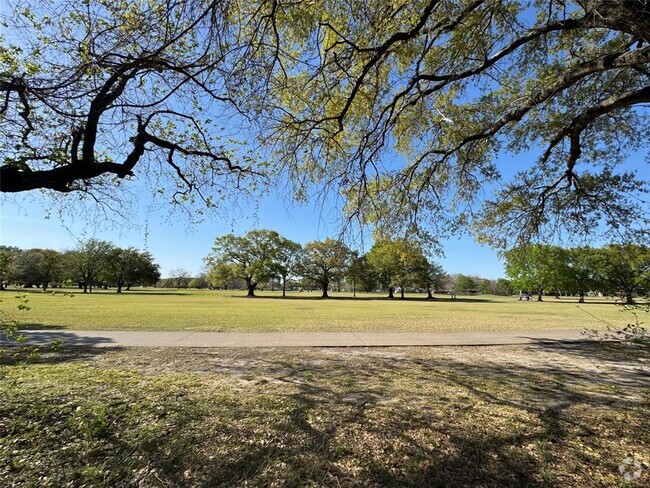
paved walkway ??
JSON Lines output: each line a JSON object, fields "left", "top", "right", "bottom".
{"left": 11, "top": 329, "right": 595, "bottom": 348}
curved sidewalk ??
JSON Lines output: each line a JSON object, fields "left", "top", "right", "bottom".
{"left": 12, "top": 329, "right": 594, "bottom": 348}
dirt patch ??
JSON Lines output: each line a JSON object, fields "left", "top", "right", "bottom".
{"left": 83, "top": 342, "right": 649, "bottom": 389}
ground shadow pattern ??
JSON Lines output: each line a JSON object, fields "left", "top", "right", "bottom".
{"left": 0, "top": 342, "right": 648, "bottom": 487}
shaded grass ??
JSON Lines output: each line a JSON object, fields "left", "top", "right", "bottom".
{"left": 3, "top": 288, "right": 635, "bottom": 332}
{"left": 1, "top": 343, "right": 648, "bottom": 487}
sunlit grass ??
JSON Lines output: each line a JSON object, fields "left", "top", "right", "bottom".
{"left": 1, "top": 287, "right": 636, "bottom": 332}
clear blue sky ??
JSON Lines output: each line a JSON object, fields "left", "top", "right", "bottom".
{"left": 0, "top": 188, "right": 506, "bottom": 279}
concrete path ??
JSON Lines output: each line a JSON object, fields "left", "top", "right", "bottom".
{"left": 10, "top": 329, "right": 595, "bottom": 348}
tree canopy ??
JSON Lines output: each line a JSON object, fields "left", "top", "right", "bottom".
{"left": 205, "top": 230, "right": 284, "bottom": 297}
{"left": 296, "top": 239, "right": 351, "bottom": 298}
{"left": 505, "top": 244, "right": 567, "bottom": 300}
{"left": 2, "top": 1, "right": 648, "bottom": 246}
{"left": 366, "top": 239, "right": 430, "bottom": 299}
{"left": 256, "top": 0, "right": 650, "bottom": 246}
{"left": 0, "top": 0, "right": 265, "bottom": 213}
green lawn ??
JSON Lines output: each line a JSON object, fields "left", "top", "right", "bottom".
{"left": 1, "top": 287, "right": 637, "bottom": 332}
{"left": 1, "top": 344, "right": 648, "bottom": 487}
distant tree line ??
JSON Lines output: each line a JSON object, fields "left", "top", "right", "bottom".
{"left": 0, "top": 239, "right": 160, "bottom": 293}
{"left": 9, "top": 233, "right": 642, "bottom": 303}
{"left": 505, "top": 244, "right": 650, "bottom": 304}
{"left": 203, "top": 229, "right": 514, "bottom": 299}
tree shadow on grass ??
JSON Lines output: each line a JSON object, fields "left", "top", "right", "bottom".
{"left": 2, "top": 330, "right": 117, "bottom": 349}
{"left": 17, "top": 323, "right": 68, "bottom": 330}
{"left": 521, "top": 339, "right": 649, "bottom": 378}
{"left": 3, "top": 287, "right": 194, "bottom": 297}
{"left": 233, "top": 294, "right": 491, "bottom": 303}
{"left": 3, "top": 343, "right": 648, "bottom": 486}
{"left": 109, "top": 290, "right": 196, "bottom": 296}
{"left": 187, "top": 347, "right": 645, "bottom": 486}
{"left": 0, "top": 345, "right": 123, "bottom": 367}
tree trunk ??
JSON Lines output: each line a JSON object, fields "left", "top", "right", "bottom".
{"left": 83, "top": 282, "right": 88, "bottom": 293}
{"left": 247, "top": 283, "right": 256, "bottom": 297}
{"left": 282, "top": 275, "right": 287, "bottom": 297}
{"left": 537, "top": 288, "right": 543, "bottom": 301}
{"left": 400, "top": 287, "right": 405, "bottom": 299}
{"left": 116, "top": 282, "right": 123, "bottom": 293}
{"left": 43, "top": 282, "right": 48, "bottom": 292}
{"left": 353, "top": 280, "right": 356, "bottom": 298}
{"left": 427, "top": 286, "right": 434, "bottom": 299}
{"left": 321, "top": 285, "right": 329, "bottom": 298}
{"left": 625, "top": 291, "right": 634, "bottom": 305}
{"left": 578, "top": 290, "right": 585, "bottom": 303}
{"left": 388, "top": 286, "right": 394, "bottom": 299}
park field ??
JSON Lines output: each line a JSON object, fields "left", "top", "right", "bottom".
{"left": 1, "top": 288, "right": 638, "bottom": 332}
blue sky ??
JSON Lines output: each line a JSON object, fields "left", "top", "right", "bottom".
{"left": 0, "top": 189, "right": 506, "bottom": 279}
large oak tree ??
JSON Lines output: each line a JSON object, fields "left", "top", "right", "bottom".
{"left": 2, "top": 1, "right": 648, "bottom": 246}
{"left": 296, "top": 239, "right": 351, "bottom": 298}
{"left": 205, "top": 230, "right": 283, "bottom": 297}
{"left": 0, "top": 1, "right": 266, "bottom": 210}
{"left": 257, "top": 0, "right": 650, "bottom": 246}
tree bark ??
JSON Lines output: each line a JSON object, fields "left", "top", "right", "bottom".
{"left": 578, "top": 290, "right": 585, "bottom": 303}
{"left": 388, "top": 286, "right": 395, "bottom": 299}
{"left": 625, "top": 291, "right": 634, "bottom": 304}
{"left": 427, "top": 287, "right": 434, "bottom": 299}
{"left": 400, "top": 287, "right": 405, "bottom": 299}
{"left": 537, "top": 288, "right": 543, "bottom": 301}
{"left": 247, "top": 283, "right": 256, "bottom": 297}
{"left": 321, "top": 285, "right": 329, "bottom": 298}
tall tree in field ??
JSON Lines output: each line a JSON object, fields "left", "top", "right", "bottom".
{"left": 205, "top": 230, "right": 282, "bottom": 297}
{"left": 414, "top": 261, "right": 448, "bottom": 299}
{"left": 168, "top": 268, "right": 192, "bottom": 289}
{"left": 594, "top": 244, "right": 650, "bottom": 304}
{"left": 0, "top": 246, "right": 20, "bottom": 290}
{"left": 565, "top": 247, "right": 598, "bottom": 303}
{"left": 106, "top": 248, "right": 160, "bottom": 293}
{"left": 273, "top": 237, "right": 302, "bottom": 297}
{"left": 65, "top": 240, "right": 114, "bottom": 293}
{"left": 13, "top": 248, "right": 63, "bottom": 290}
{"left": 453, "top": 275, "right": 479, "bottom": 294}
{"left": 346, "top": 252, "right": 375, "bottom": 298}
{"left": 366, "top": 239, "right": 428, "bottom": 299}
{"left": 125, "top": 251, "right": 160, "bottom": 290}
{"left": 505, "top": 244, "right": 567, "bottom": 301}
{"left": 494, "top": 278, "right": 515, "bottom": 296}
{"left": 296, "top": 239, "right": 351, "bottom": 298}
{"left": 206, "top": 262, "right": 236, "bottom": 290}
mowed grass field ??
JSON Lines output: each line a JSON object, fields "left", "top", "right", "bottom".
{"left": 1, "top": 287, "right": 636, "bottom": 332}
